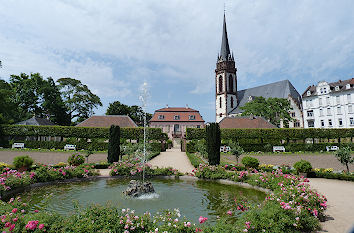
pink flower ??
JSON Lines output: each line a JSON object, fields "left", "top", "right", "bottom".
{"left": 227, "top": 210, "right": 232, "bottom": 216}
{"left": 34, "top": 210, "right": 39, "bottom": 213}
{"left": 11, "top": 208, "right": 17, "bottom": 214}
{"left": 9, "top": 224, "right": 15, "bottom": 231}
{"left": 5, "top": 222, "right": 11, "bottom": 227}
{"left": 13, "top": 217, "right": 18, "bottom": 222}
{"left": 198, "top": 216, "right": 208, "bottom": 224}
{"left": 39, "top": 224, "right": 45, "bottom": 230}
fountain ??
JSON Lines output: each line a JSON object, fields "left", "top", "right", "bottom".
{"left": 124, "top": 82, "right": 155, "bottom": 198}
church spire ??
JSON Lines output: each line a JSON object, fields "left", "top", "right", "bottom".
{"left": 219, "top": 13, "right": 231, "bottom": 61}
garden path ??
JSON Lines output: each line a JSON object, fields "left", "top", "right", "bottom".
{"left": 308, "top": 178, "right": 354, "bottom": 233}
{"left": 148, "top": 148, "right": 195, "bottom": 174}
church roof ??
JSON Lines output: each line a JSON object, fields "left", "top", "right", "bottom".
{"left": 231, "top": 80, "right": 302, "bottom": 114}
{"left": 16, "top": 116, "right": 56, "bottom": 126}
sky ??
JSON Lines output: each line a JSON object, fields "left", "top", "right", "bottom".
{"left": 0, "top": 0, "right": 354, "bottom": 122}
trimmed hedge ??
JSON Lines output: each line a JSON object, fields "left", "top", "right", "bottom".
{"left": 1, "top": 125, "right": 163, "bottom": 140}
{"left": 186, "top": 128, "right": 354, "bottom": 140}
{"left": 9, "top": 140, "right": 108, "bottom": 151}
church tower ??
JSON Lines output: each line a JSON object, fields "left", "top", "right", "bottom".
{"left": 215, "top": 14, "right": 237, "bottom": 123}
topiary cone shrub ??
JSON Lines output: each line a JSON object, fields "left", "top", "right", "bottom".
{"left": 241, "top": 156, "right": 259, "bottom": 169}
{"left": 108, "top": 125, "right": 121, "bottom": 163}
{"left": 13, "top": 155, "right": 34, "bottom": 171}
{"left": 206, "top": 123, "right": 221, "bottom": 165}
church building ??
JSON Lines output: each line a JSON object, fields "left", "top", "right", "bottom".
{"left": 215, "top": 14, "right": 303, "bottom": 128}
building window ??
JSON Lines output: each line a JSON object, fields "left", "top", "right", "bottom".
{"left": 347, "top": 94, "right": 351, "bottom": 102}
{"left": 321, "top": 120, "right": 325, "bottom": 127}
{"left": 307, "top": 110, "right": 314, "bottom": 117}
{"left": 308, "top": 120, "right": 314, "bottom": 128}
{"left": 319, "top": 98, "right": 322, "bottom": 106}
{"left": 219, "top": 113, "right": 222, "bottom": 117}
{"left": 189, "top": 115, "right": 195, "bottom": 120}
{"left": 228, "top": 75, "right": 233, "bottom": 92}
{"left": 158, "top": 115, "right": 164, "bottom": 120}
{"left": 197, "top": 125, "right": 200, "bottom": 128}
{"left": 346, "top": 84, "right": 351, "bottom": 89}
{"left": 219, "top": 97, "right": 222, "bottom": 108}
{"left": 174, "top": 115, "right": 180, "bottom": 120}
{"left": 336, "top": 96, "right": 340, "bottom": 104}
{"left": 335, "top": 86, "right": 340, "bottom": 91}
{"left": 319, "top": 109, "right": 323, "bottom": 116}
{"left": 320, "top": 88, "right": 323, "bottom": 94}
{"left": 339, "top": 118, "right": 343, "bottom": 126}
{"left": 174, "top": 124, "right": 180, "bottom": 132}
{"left": 326, "top": 97, "right": 330, "bottom": 105}
{"left": 327, "top": 108, "right": 331, "bottom": 116}
{"left": 218, "top": 76, "right": 223, "bottom": 92}
{"left": 350, "top": 118, "right": 354, "bottom": 126}
{"left": 328, "top": 119, "right": 332, "bottom": 126}
{"left": 230, "top": 96, "right": 234, "bottom": 108}
{"left": 291, "top": 112, "right": 295, "bottom": 117}
{"left": 307, "top": 91, "right": 311, "bottom": 96}
{"left": 324, "top": 88, "right": 327, "bottom": 94}
{"left": 294, "top": 121, "right": 300, "bottom": 127}
{"left": 349, "top": 105, "right": 353, "bottom": 113}
{"left": 337, "top": 106, "right": 342, "bottom": 114}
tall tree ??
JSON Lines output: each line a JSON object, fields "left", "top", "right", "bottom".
{"left": 9, "top": 73, "right": 70, "bottom": 125}
{"left": 0, "top": 79, "right": 18, "bottom": 124}
{"left": 106, "top": 101, "right": 152, "bottom": 126}
{"left": 240, "top": 96, "right": 293, "bottom": 127}
{"left": 57, "top": 78, "right": 102, "bottom": 124}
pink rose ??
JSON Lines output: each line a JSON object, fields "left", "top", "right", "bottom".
{"left": 39, "top": 224, "right": 45, "bottom": 230}
{"left": 198, "top": 216, "right": 208, "bottom": 224}
{"left": 11, "top": 208, "right": 17, "bottom": 214}
{"left": 227, "top": 210, "right": 232, "bottom": 216}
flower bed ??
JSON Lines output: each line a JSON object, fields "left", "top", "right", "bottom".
{"left": 109, "top": 159, "right": 182, "bottom": 177}
{"left": 0, "top": 164, "right": 98, "bottom": 196}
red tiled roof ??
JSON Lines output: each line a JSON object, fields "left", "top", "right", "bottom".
{"left": 76, "top": 115, "right": 137, "bottom": 128}
{"left": 150, "top": 107, "right": 205, "bottom": 122}
{"left": 219, "top": 116, "right": 277, "bottom": 129}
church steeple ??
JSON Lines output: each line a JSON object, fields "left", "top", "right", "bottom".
{"left": 215, "top": 13, "right": 237, "bottom": 123}
{"left": 219, "top": 14, "right": 233, "bottom": 62}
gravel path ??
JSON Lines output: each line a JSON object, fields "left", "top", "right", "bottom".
{"left": 223, "top": 154, "right": 354, "bottom": 171}
{"left": 149, "top": 148, "right": 195, "bottom": 174}
{"left": 0, "top": 150, "right": 107, "bottom": 165}
{"left": 308, "top": 178, "right": 354, "bottom": 233}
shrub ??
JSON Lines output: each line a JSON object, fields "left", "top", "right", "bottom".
{"left": 186, "top": 141, "right": 196, "bottom": 153}
{"left": 108, "top": 125, "right": 121, "bottom": 163}
{"left": 206, "top": 123, "right": 221, "bottom": 165}
{"left": 294, "top": 160, "right": 312, "bottom": 173}
{"left": 13, "top": 155, "right": 34, "bottom": 169}
{"left": 241, "top": 156, "right": 259, "bottom": 169}
{"left": 335, "top": 146, "right": 354, "bottom": 173}
{"left": 186, "top": 152, "right": 205, "bottom": 168}
{"left": 67, "top": 153, "right": 85, "bottom": 166}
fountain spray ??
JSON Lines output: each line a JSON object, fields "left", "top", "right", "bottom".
{"left": 139, "top": 82, "right": 148, "bottom": 183}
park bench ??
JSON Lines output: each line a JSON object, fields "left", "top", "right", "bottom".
{"left": 12, "top": 143, "right": 25, "bottom": 149}
{"left": 273, "top": 146, "right": 285, "bottom": 152}
{"left": 220, "top": 146, "right": 231, "bottom": 153}
{"left": 64, "top": 144, "right": 76, "bottom": 151}
{"left": 326, "top": 146, "right": 338, "bottom": 152}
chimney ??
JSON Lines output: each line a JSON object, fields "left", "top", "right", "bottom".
{"left": 166, "top": 104, "right": 169, "bottom": 108}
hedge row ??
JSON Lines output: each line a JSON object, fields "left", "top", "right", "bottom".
{"left": 186, "top": 128, "right": 354, "bottom": 140}
{"left": 0, "top": 125, "right": 164, "bottom": 140}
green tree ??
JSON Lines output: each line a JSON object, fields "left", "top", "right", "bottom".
{"left": 0, "top": 79, "right": 18, "bottom": 124}
{"left": 106, "top": 101, "right": 152, "bottom": 126}
{"left": 206, "top": 123, "right": 221, "bottom": 165}
{"left": 108, "top": 125, "right": 121, "bottom": 163}
{"left": 335, "top": 147, "right": 354, "bottom": 173}
{"left": 241, "top": 96, "right": 293, "bottom": 127}
{"left": 9, "top": 73, "right": 70, "bottom": 125}
{"left": 229, "top": 141, "right": 244, "bottom": 164}
{"left": 57, "top": 77, "right": 102, "bottom": 124}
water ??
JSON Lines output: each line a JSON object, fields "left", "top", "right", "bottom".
{"left": 17, "top": 178, "right": 266, "bottom": 223}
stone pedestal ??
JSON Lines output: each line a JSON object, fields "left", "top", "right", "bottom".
{"left": 123, "top": 180, "right": 155, "bottom": 197}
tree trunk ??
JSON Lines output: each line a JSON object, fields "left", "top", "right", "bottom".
{"left": 346, "top": 163, "right": 350, "bottom": 173}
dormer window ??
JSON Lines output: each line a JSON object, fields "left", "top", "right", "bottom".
{"left": 174, "top": 115, "right": 180, "bottom": 120}
{"left": 335, "top": 86, "right": 340, "bottom": 91}
{"left": 189, "top": 115, "right": 196, "bottom": 120}
{"left": 307, "top": 91, "right": 311, "bottom": 96}
{"left": 346, "top": 84, "right": 350, "bottom": 89}
{"left": 158, "top": 115, "right": 164, "bottom": 120}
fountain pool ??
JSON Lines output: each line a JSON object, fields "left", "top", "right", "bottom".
{"left": 15, "top": 178, "right": 266, "bottom": 223}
